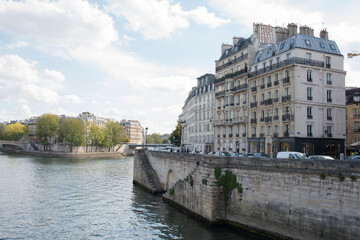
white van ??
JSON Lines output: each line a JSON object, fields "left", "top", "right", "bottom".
{"left": 276, "top": 151, "right": 306, "bottom": 159}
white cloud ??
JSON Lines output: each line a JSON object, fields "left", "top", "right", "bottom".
{"left": 0, "top": 104, "right": 33, "bottom": 122}
{"left": 5, "top": 40, "right": 28, "bottom": 49}
{"left": 62, "top": 94, "right": 83, "bottom": 104}
{"left": 0, "top": 0, "right": 118, "bottom": 49}
{"left": 0, "top": 54, "right": 81, "bottom": 105}
{"left": 106, "top": 0, "right": 229, "bottom": 39}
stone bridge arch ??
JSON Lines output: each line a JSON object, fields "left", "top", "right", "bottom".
{"left": 165, "top": 169, "right": 176, "bottom": 191}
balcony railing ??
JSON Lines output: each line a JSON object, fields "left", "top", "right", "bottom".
{"left": 307, "top": 96, "right": 313, "bottom": 101}
{"left": 267, "top": 82, "right": 272, "bottom": 88}
{"left": 326, "top": 64, "right": 331, "bottom": 68}
{"left": 282, "top": 114, "right": 293, "bottom": 121}
{"left": 327, "top": 98, "right": 332, "bottom": 103}
{"left": 265, "top": 116, "right": 272, "bottom": 123}
{"left": 250, "top": 102, "right": 257, "bottom": 108}
{"left": 283, "top": 77, "right": 290, "bottom": 84}
{"left": 232, "top": 83, "right": 248, "bottom": 92}
{"left": 273, "top": 115, "right": 279, "bottom": 121}
{"left": 282, "top": 95, "right": 291, "bottom": 103}
{"left": 260, "top": 133, "right": 265, "bottom": 137}
{"left": 260, "top": 84, "right": 265, "bottom": 89}
{"left": 327, "top": 81, "right": 332, "bottom": 85}
{"left": 327, "top": 133, "right": 332, "bottom": 137}
{"left": 242, "top": 133, "right": 246, "bottom": 137}
{"left": 265, "top": 99, "right": 273, "bottom": 105}
{"left": 216, "top": 53, "right": 248, "bottom": 71}
{"left": 214, "top": 66, "right": 248, "bottom": 85}
{"left": 251, "top": 86, "right": 257, "bottom": 92}
{"left": 251, "top": 134, "right": 256, "bottom": 138}
{"left": 327, "top": 116, "right": 332, "bottom": 121}
{"left": 215, "top": 90, "right": 225, "bottom": 98}
{"left": 229, "top": 134, "right": 233, "bottom": 138}
{"left": 307, "top": 132, "right": 313, "bottom": 137}
{"left": 274, "top": 80, "right": 279, "bottom": 86}
{"left": 248, "top": 57, "right": 325, "bottom": 78}
{"left": 307, "top": 77, "right": 313, "bottom": 82}
{"left": 273, "top": 133, "right": 279, "bottom": 137}
{"left": 251, "top": 118, "right": 257, "bottom": 124}
{"left": 307, "top": 115, "right": 313, "bottom": 119}
{"left": 283, "top": 131, "right": 289, "bottom": 137}
{"left": 274, "top": 98, "right": 279, "bottom": 103}
{"left": 260, "top": 117, "right": 264, "bottom": 122}
{"left": 260, "top": 101, "right": 265, "bottom": 106}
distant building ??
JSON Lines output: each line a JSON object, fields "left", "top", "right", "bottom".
{"left": 120, "top": 119, "right": 143, "bottom": 144}
{"left": 180, "top": 73, "right": 215, "bottom": 152}
{"left": 346, "top": 87, "right": 360, "bottom": 154}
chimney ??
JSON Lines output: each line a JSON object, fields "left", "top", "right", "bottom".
{"left": 221, "top": 43, "right": 232, "bottom": 55}
{"left": 233, "top": 37, "right": 240, "bottom": 46}
{"left": 287, "top": 23, "right": 298, "bottom": 37}
{"left": 308, "top": 28, "right": 314, "bottom": 37}
{"left": 300, "top": 25, "right": 314, "bottom": 36}
{"left": 275, "top": 27, "right": 287, "bottom": 43}
{"left": 320, "top": 29, "right": 329, "bottom": 40}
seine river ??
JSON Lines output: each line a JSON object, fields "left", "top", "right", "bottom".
{"left": 0, "top": 152, "right": 268, "bottom": 240}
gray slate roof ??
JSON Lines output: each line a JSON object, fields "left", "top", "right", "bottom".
{"left": 219, "top": 37, "right": 252, "bottom": 60}
{"left": 252, "top": 34, "right": 342, "bottom": 64}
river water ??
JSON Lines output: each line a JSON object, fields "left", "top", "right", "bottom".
{"left": 0, "top": 152, "right": 268, "bottom": 240}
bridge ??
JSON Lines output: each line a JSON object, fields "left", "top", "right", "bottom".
{"left": 0, "top": 140, "right": 29, "bottom": 150}
{"left": 134, "top": 149, "right": 360, "bottom": 240}
{"left": 128, "top": 144, "right": 173, "bottom": 149}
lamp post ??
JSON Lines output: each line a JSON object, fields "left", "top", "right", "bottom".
{"left": 180, "top": 120, "right": 186, "bottom": 152}
{"left": 145, "top": 127, "right": 148, "bottom": 148}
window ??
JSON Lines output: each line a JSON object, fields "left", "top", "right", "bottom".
{"left": 268, "top": 76, "right": 272, "bottom": 84}
{"left": 354, "top": 108, "right": 360, "bottom": 118}
{"left": 305, "top": 39, "right": 311, "bottom": 45}
{"left": 327, "top": 126, "right": 332, "bottom": 137}
{"left": 253, "top": 95, "right": 257, "bottom": 103}
{"left": 274, "top": 108, "right": 279, "bottom": 117}
{"left": 320, "top": 42, "right": 325, "bottom": 48}
{"left": 306, "top": 53, "right": 311, "bottom": 61}
{"left": 330, "top": 44, "right": 336, "bottom": 50}
{"left": 274, "top": 90, "right": 279, "bottom": 101}
{"left": 327, "top": 108, "right": 332, "bottom": 121}
{"left": 280, "top": 42, "right": 285, "bottom": 49}
{"left": 327, "top": 73, "right": 332, "bottom": 85}
{"left": 327, "top": 90, "right": 332, "bottom": 102}
{"left": 326, "top": 56, "right": 331, "bottom": 68}
{"left": 307, "top": 88, "right": 313, "bottom": 100}
{"left": 307, "top": 125, "right": 313, "bottom": 137}
{"left": 307, "top": 70, "right": 312, "bottom": 82}
{"left": 268, "top": 126, "right": 272, "bottom": 136}
{"left": 285, "top": 88, "right": 289, "bottom": 97}
{"left": 274, "top": 125, "right": 278, "bottom": 134}
{"left": 261, "top": 93, "right": 265, "bottom": 103}
{"left": 307, "top": 107, "right": 313, "bottom": 119}
{"left": 268, "top": 92, "right": 272, "bottom": 99}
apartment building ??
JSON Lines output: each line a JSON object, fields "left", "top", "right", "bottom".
{"left": 247, "top": 25, "right": 346, "bottom": 157}
{"left": 212, "top": 23, "right": 346, "bottom": 157}
{"left": 346, "top": 88, "right": 360, "bottom": 154}
{"left": 180, "top": 73, "right": 215, "bottom": 152}
{"left": 213, "top": 23, "right": 272, "bottom": 153}
{"left": 120, "top": 119, "right": 143, "bottom": 144}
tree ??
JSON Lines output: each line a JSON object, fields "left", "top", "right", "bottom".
{"left": 36, "top": 114, "right": 59, "bottom": 150}
{"left": 0, "top": 124, "right": 4, "bottom": 140}
{"left": 2, "top": 123, "right": 28, "bottom": 141}
{"left": 102, "top": 121, "right": 127, "bottom": 150}
{"left": 59, "top": 118, "right": 85, "bottom": 152}
{"left": 88, "top": 122, "right": 105, "bottom": 151}
{"left": 169, "top": 121, "right": 181, "bottom": 146}
{"left": 147, "top": 133, "right": 162, "bottom": 144}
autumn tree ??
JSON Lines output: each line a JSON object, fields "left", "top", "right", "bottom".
{"left": 59, "top": 118, "right": 85, "bottom": 152}
{"left": 36, "top": 114, "right": 59, "bottom": 150}
{"left": 2, "top": 122, "right": 28, "bottom": 141}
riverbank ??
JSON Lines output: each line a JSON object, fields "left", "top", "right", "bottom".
{"left": 0, "top": 148, "right": 126, "bottom": 158}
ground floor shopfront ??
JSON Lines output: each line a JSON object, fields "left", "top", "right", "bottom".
{"left": 248, "top": 137, "right": 345, "bottom": 158}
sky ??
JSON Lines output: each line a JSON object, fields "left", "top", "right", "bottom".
{"left": 0, "top": 0, "right": 359, "bottom": 134}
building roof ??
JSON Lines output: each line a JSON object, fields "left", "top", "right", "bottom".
{"left": 252, "top": 34, "right": 342, "bottom": 64}
{"left": 219, "top": 37, "right": 252, "bottom": 60}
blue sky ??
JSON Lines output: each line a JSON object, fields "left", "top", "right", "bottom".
{"left": 0, "top": 0, "right": 359, "bottom": 134}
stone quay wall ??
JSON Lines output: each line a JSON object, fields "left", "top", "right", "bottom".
{"left": 134, "top": 150, "right": 360, "bottom": 240}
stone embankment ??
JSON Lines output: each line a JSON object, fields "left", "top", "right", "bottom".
{"left": 133, "top": 150, "right": 360, "bottom": 240}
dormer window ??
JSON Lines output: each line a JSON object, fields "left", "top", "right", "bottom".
{"left": 330, "top": 44, "right": 336, "bottom": 50}
{"left": 320, "top": 42, "right": 325, "bottom": 48}
{"left": 280, "top": 42, "right": 285, "bottom": 49}
{"left": 305, "top": 40, "right": 311, "bottom": 45}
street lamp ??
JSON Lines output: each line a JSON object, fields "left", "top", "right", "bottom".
{"left": 145, "top": 127, "right": 148, "bottom": 148}
{"left": 180, "top": 120, "right": 186, "bottom": 152}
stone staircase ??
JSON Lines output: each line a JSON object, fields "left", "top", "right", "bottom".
{"left": 137, "top": 150, "right": 165, "bottom": 194}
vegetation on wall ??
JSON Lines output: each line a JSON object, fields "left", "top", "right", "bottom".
{"left": 214, "top": 167, "right": 243, "bottom": 218}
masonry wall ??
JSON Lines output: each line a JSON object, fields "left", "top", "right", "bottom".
{"left": 135, "top": 151, "right": 360, "bottom": 240}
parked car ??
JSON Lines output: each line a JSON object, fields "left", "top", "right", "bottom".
{"left": 253, "top": 153, "right": 266, "bottom": 158}
{"left": 308, "top": 155, "right": 335, "bottom": 160}
{"left": 276, "top": 151, "right": 306, "bottom": 159}
{"left": 349, "top": 155, "right": 360, "bottom": 160}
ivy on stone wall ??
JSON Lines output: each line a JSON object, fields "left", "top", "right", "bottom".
{"left": 169, "top": 188, "right": 175, "bottom": 196}
{"left": 214, "top": 167, "right": 243, "bottom": 218}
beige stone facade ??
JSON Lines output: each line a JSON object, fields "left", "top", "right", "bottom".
{"left": 120, "top": 119, "right": 143, "bottom": 144}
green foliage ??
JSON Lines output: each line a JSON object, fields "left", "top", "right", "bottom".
{"left": 320, "top": 173, "right": 326, "bottom": 180}
{"left": 103, "top": 121, "right": 125, "bottom": 147}
{"left": 338, "top": 172, "right": 345, "bottom": 182}
{"left": 1, "top": 122, "right": 28, "bottom": 141}
{"left": 169, "top": 121, "right": 181, "bottom": 146}
{"left": 185, "top": 176, "right": 189, "bottom": 182}
{"left": 147, "top": 133, "right": 162, "bottom": 144}
{"left": 88, "top": 122, "right": 105, "bottom": 146}
{"left": 214, "top": 167, "right": 222, "bottom": 180}
{"left": 189, "top": 175, "right": 194, "bottom": 187}
{"left": 216, "top": 170, "right": 243, "bottom": 218}
{"left": 169, "top": 188, "right": 175, "bottom": 196}
{"left": 0, "top": 124, "right": 4, "bottom": 139}
{"left": 202, "top": 179, "right": 208, "bottom": 186}
{"left": 36, "top": 114, "right": 59, "bottom": 145}
{"left": 59, "top": 118, "right": 85, "bottom": 151}
{"left": 350, "top": 175, "right": 357, "bottom": 182}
